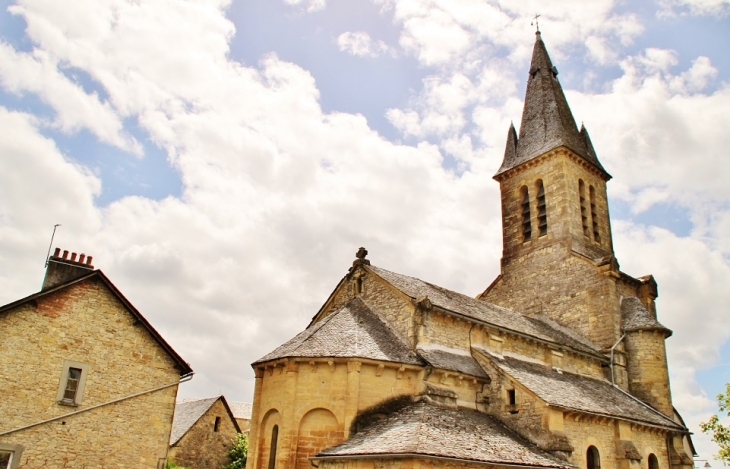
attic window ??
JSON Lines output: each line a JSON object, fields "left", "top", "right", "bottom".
{"left": 56, "top": 360, "right": 91, "bottom": 406}
{"left": 579, "top": 180, "right": 589, "bottom": 237}
{"left": 536, "top": 180, "right": 547, "bottom": 237}
{"left": 507, "top": 389, "right": 516, "bottom": 406}
{"left": 520, "top": 186, "right": 532, "bottom": 242}
{"left": 214, "top": 416, "right": 221, "bottom": 432}
{"left": 589, "top": 185, "right": 601, "bottom": 243}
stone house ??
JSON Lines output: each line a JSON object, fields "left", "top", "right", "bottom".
{"left": 0, "top": 248, "right": 193, "bottom": 469}
{"left": 229, "top": 401, "right": 253, "bottom": 434}
{"left": 169, "top": 396, "right": 242, "bottom": 469}
{"left": 245, "top": 32, "right": 696, "bottom": 469}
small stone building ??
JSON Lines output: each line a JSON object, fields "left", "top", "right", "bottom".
{"left": 169, "top": 395, "right": 242, "bottom": 469}
{"left": 245, "top": 32, "right": 696, "bottom": 469}
{"left": 0, "top": 248, "right": 193, "bottom": 468}
{"left": 230, "top": 401, "right": 253, "bottom": 434}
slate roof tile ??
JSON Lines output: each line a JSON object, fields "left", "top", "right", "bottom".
{"left": 368, "top": 265, "right": 602, "bottom": 358}
{"left": 416, "top": 347, "right": 489, "bottom": 379}
{"left": 255, "top": 298, "right": 423, "bottom": 366}
{"left": 496, "top": 32, "right": 608, "bottom": 177}
{"left": 477, "top": 351, "right": 683, "bottom": 430}
{"left": 317, "top": 400, "right": 574, "bottom": 468}
{"left": 621, "top": 297, "right": 672, "bottom": 336}
{"left": 229, "top": 401, "right": 252, "bottom": 420}
{"left": 170, "top": 397, "right": 219, "bottom": 445}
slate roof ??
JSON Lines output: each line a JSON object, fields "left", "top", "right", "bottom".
{"left": 0, "top": 270, "right": 192, "bottom": 375}
{"left": 416, "top": 347, "right": 489, "bottom": 379}
{"left": 367, "top": 265, "right": 603, "bottom": 359}
{"left": 496, "top": 32, "right": 608, "bottom": 178}
{"left": 170, "top": 396, "right": 242, "bottom": 445}
{"left": 477, "top": 351, "right": 684, "bottom": 431}
{"left": 254, "top": 298, "right": 423, "bottom": 365}
{"left": 229, "top": 401, "right": 252, "bottom": 420}
{"left": 170, "top": 397, "right": 219, "bottom": 445}
{"left": 621, "top": 297, "right": 672, "bottom": 336}
{"left": 316, "top": 400, "right": 574, "bottom": 468}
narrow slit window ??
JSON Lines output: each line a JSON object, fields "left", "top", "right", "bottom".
{"left": 268, "top": 425, "right": 279, "bottom": 469}
{"left": 579, "top": 180, "right": 589, "bottom": 237}
{"left": 589, "top": 186, "right": 601, "bottom": 243}
{"left": 587, "top": 446, "right": 601, "bottom": 469}
{"left": 520, "top": 186, "right": 531, "bottom": 242}
{"left": 507, "top": 389, "right": 516, "bottom": 406}
{"left": 536, "top": 180, "right": 547, "bottom": 237}
{"left": 214, "top": 416, "right": 221, "bottom": 432}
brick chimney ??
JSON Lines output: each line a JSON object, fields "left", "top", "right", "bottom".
{"left": 42, "top": 247, "right": 95, "bottom": 291}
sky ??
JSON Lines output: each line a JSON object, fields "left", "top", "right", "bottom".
{"left": 1, "top": 0, "right": 729, "bottom": 461}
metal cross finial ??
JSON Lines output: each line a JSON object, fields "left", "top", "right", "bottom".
{"left": 531, "top": 14, "right": 541, "bottom": 32}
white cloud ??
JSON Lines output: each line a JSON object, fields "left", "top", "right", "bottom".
{"left": 1, "top": 0, "right": 729, "bottom": 460}
{"left": 0, "top": 43, "right": 141, "bottom": 154}
{"left": 658, "top": 0, "right": 730, "bottom": 16}
{"left": 336, "top": 31, "right": 395, "bottom": 58}
{"left": 283, "top": 0, "right": 326, "bottom": 12}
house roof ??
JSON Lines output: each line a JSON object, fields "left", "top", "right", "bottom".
{"left": 315, "top": 400, "right": 574, "bottom": 468}
{"left": 621, "top": 297, "right": 672, "bottom": 336}
{"left": 254, "top": 297, "right": 424, "bottom": 366}
{"left": 229, "top": 401, "right": 253, "bottom": 420}
{"left": 496, "top": 32, "right": 608, "bottom": 179}
{"left": 0, "top": 270, "right": 193, "bottom": 375}
{"left": 367, "top": 265, "right": 604, "bottom": 359}
{"left": 170, "top": 395, "right": 241, "bottom": 445}
{"left": 476, "top": 350, "right": 684, "bottom": 431}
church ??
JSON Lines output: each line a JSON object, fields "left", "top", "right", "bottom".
{"left": 244, "top": 32, "right": 696, "bottom": 469}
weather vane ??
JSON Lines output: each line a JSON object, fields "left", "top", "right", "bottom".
{"left": 531, "top": 14, "right": 541, "bottom": 32}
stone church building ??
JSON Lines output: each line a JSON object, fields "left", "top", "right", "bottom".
{"left": 245, "top": 32, "right": 695, "bottom": 469}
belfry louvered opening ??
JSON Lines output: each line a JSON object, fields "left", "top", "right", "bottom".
{"left": 536, "top": 180, "right": 547, "bottom": 237}
{"left": 520, "top": 186, "right": 532, "bottom": 242}
{"left": 589, "top": 185, "right": 600, "bottom": 243}
{"left": 579, "top": 179, "right": 589, "bottom": 237}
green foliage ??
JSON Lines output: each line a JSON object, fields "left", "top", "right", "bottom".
{"left": 167, "top": 461, "right": 190, "bottom": 469}
{"left": 701, "top": 383, "right": 730, "bottom": 463}
{"left": 222, "top": 433, "right": 248, "bottom": 469}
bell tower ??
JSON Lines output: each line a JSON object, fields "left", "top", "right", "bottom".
{"left": 479, "top": 31, "right": 621, "bottom": 350}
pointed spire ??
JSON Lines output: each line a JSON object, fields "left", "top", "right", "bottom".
{"left": 496, "top": 33, "right": 609, "bottom": 179}
{"left": 499, "top": 122, "right": 518, "bottom": 172}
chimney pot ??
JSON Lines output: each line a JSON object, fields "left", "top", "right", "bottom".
{"left": 71, "top": 252, "right": 77, "bottom": 262}
{"left": 79, "top": 254, "right": 86, "bottom": 264}
{"left": 62, "top": 250, "right": 69, "bottom": 259}
{"left": 87, "top": 256, "right": 93, "bottom": 266}
{"left": 53, "top": 247, "right": 61, "bottom": 257}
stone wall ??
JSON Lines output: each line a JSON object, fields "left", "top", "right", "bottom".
{"left": 0, "top": 277, "right": 181, "bottom": 468}
{"left": 169, "top": 399, "right": 240, "bottom": 469}
{"left": 246, "top": 359, "right": 422, "bottom": 469}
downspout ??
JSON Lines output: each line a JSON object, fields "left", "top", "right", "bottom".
{"left": 0, "top": 372, "right": 193, "bottom": 437}
{"left": 609, "top": 333, "right": 625, "bottom": 386}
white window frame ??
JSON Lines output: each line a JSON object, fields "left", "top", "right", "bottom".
{"left": 56, "top": 360, "right": 91, "bottom": 406}
{"left": 0, "top": 443, "right": 24, "bottom": 469}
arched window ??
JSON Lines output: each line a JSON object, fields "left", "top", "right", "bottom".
{"left": 587, "top": 446, "right": 601, "bottom": 469}
{"left": 648, "top": 453, "right": 659, "bottom": 469}
{"left": 268, "top": 425, "right": 279, "bottom": 469}
{"left": 535, "top": 180, "right": 547, "bottom": 237}
{"left": 589, "top": 185, "right": 601, "bottom": 243}
{"left": 520, "top": 186, "right": 532, "bottom": 242}
{"left": 579, "top": 179, "right": 589, "bottom": 237}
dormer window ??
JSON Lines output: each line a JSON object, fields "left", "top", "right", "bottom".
{"left": 520, "top": 186, "right": 532, "bottom": 242}
{"left": 536, "top": 180, "right": 547, "bottom": 237}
